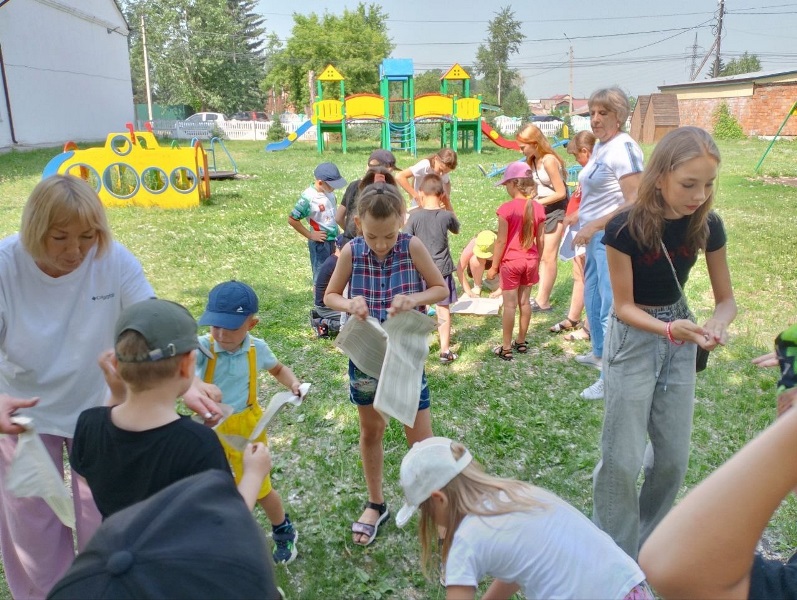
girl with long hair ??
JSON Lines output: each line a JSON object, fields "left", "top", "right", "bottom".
{"left": 396, "top": 437, "right": 650, "bottom": 599}
{"left": 592, "top": 126, "right": 737, "bottom": 559}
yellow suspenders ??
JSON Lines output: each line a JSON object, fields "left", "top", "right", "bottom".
{"left": 202, "top": 337, "right": 257, "bottom": 407}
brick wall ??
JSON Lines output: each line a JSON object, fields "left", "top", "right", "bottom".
{"left": 676, "top": 82, "right": 797, "bottom": 136}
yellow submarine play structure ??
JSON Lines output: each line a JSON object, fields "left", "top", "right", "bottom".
{"left": 266, "top": 60, "right": 512, "bottom": 155}
{"left": 42, "top": 123, "right": 211, "bottom": 209}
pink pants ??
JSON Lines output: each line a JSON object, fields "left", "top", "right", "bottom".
{"left": 0, "top": 434, "right": 101, "bottom": 599}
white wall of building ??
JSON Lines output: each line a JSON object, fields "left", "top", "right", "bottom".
{"left": 0, "top": 0, "right": 133, "bottom": 150}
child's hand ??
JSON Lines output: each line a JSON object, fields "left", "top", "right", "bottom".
{"left": 182, "top": 379, "right": 224, "bottom": 425}
{"left": 702, "top": 318, "right": 729, "bottom": 347}
{"left": 348, "top": 296, "right": 369, "bottom": 320}
{"left": 753, "top": 352, "right": 778, "bottom": 368}
{"left": 98, "top": 349, "right": 127, "bottom": 404}
{"left": 243, "top": 442, "right": 272, "bottom": 477}
{"left": 388, "top": 294, "right": 415, "bottom": 317}
{"left": 290, "top": 381, "right": 301, "bottom": 396}
{"left": 486, "top": 267, "right": 498, "bottom": 281}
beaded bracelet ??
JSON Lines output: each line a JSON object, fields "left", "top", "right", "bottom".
{"left": 666, "top": 321, "right": 684, "bottom": 345}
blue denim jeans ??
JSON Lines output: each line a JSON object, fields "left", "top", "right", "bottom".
{"left": 308, "top": 239, "right": 335, "bottom": 285}
{"left": 592, "top": 300, "right": 697, "bottom": 559}
{"left": 583, "top": 231, "right": 613, "bottom": 360}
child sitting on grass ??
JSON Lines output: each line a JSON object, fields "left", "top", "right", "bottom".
{"left": 196, "top": 280, "right": 303, "bottom": 564}
{"left": 70, "top": 299, "right": 272, "bottom": 520}
{"left": 396, "top": 437, "right": 651, "bottom": 599}
{"left": 404, "top": 173, "right": 461, "bottom": 363}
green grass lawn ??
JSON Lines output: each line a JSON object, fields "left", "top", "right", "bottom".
{"left": 0, "top": 134, "right": 796, "bottom": 598}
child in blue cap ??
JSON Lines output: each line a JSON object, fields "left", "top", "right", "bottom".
{"left": 288, "top": 162, "right": 347, "bottom": 289}
{"left": 196, "top": 280, "right": 303, "bottom": 564}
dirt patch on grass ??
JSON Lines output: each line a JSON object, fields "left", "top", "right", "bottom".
{"left": 760, "top": 176, "right": 797, "bottom": 187}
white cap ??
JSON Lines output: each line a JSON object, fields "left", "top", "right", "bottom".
{"left": 395, "top": 437, "right": 473, "bottom": 528}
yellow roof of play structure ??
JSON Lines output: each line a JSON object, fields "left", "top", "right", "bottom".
{"left": 442, "top": 63, "right": 470, "bottom": 80}
{"left": 318, "top": 64, "right": 344, "bottom": 82}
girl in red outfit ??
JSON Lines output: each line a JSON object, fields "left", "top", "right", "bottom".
{"left": 486, "top": 162, "right": 546, "bottom": 361}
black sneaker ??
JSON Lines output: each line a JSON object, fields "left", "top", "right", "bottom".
{"left": 272, "top": 517, "right": 297, "bottom": 564}
{"left": 316, "top": 320, "right": 329, "bottom": 339}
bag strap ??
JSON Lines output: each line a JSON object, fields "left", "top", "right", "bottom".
{"left": 532, "top": 156, "right": 568, "bottom": 195}
{"left": 660, "top": 241, "right": 688, "bottom": 308}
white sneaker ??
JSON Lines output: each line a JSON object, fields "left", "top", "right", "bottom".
{"left": 581, "top": 378, "right": 605, "bottom": 400}
{"left": 471, "top": 286, "right": 481, "bottom": 295}
{"left": 575, "top": 352, "right": 603, "bottom": 370}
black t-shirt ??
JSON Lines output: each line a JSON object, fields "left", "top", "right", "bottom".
{"left": 749, "top": 552, "right": 797, "bottom": 599}
{"left": 404, "top": 209, "right": 460, "bottom": 277}
{"left": 340, "top": 179, "right": 362, "bottom": 240}
{"left": 70, "top": 406, "right": 231, "bottom": 519}
{"left": 314, "top": 254, "right": 338, "bottom": 307}
{"left": 603, "top": 210, "right": 726, "bottom": 306}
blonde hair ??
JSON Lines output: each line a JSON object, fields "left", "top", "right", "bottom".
{"left": 589, "top": 87, "right": 631, "bottom": 129}
{"left": 20, "top": 175, "right": 112, "bottom": 261}
{"left": 627, "top": 126, "right": 721, "bottom": 252}
{"left": 115, "top": 330, "right": 184, "bottom": 392}
{"left": 516, "top": 124, "right": 566, "bottom": 171}
{"left": 417, "top": 442, "right": 547, "bottom": 581}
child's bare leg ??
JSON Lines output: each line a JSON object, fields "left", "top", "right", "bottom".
{"left": 354, "top": 404, "right": 386, "bottom": 544}
{"left": 501, "top": 289, "right": 518, "bottom": 350}
{"left": 568, "top": 254, "right": 586, "bottom": 322}
{"left": 517, "top": 285, "right": 532, "bottom": 343}
{"left": 437, "top": 305, "right": 452, "bottom": 354}
{"left": 258, "top": 489, "right": 286, "bottom": 526}
{"left": 405, "top": 407, "right": 432, "bottom": 446}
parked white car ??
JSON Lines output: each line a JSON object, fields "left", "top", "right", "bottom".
{"left": 183, "top": 112, "right": 227, "bottom": 124}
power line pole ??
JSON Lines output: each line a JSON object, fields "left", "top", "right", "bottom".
{"left": 141, "top": 14, "right": 153, "bottom": 122}
{"left": 713, "top": 0, "right": 725, "bottom": 77}
{"left": 689, "top": 32, "right": 699, "bottom": 80}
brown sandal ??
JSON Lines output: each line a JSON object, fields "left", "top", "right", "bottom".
{"left": 550, "top": 318, "right": 580, "bottom": 333}
{"left": 493, "top": 346, "right": 513, "bottom": 361}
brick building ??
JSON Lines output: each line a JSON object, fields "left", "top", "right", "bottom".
{"left": 658, "top": 69, "right": 797, "bottom": 137}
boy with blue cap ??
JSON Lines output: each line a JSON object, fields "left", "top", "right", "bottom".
{"left": 196, "top": 281, "right": 303, "bottom": 564}
{"left": 288, "top": 162, "right": 347, "bottom": 288}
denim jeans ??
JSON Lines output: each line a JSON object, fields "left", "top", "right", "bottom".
{"left": 583, "top": 231, "right": 612, "bottom": 359}
{"left": 308, "top": 239, "right": 335, "bottom": 285}
{"left": 592, "top": 300, "right": 697, "bottom": 559}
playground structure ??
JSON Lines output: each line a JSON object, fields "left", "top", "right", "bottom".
{"left": 42, "top": 123, "right": 210, "bottom": 208}
{"left": 267, "top": 61, "right": 490, "bottom": 156}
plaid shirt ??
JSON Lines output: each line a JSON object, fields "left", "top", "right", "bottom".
{"left": 349, "top": 233, "right": 424, "bottom": 323}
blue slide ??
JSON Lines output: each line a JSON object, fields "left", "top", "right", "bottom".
{"left": 264, "top": 120, "right": 314, "bottom": 152}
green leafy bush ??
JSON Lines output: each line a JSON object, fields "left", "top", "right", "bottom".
{"left": 713, "top": 103, "right": 745, "bottom": 140}
{"left": 267, "top": 120, "right": 287, "bottom": 142}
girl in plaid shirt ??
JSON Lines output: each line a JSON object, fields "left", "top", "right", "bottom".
{"left": 325, "top": 180, "right": 447, "bottom": 547}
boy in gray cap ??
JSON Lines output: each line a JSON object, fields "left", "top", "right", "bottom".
{"left": 69, "top": 299, "right": 272, "bottom": 520}
{"left": 288, "top": 162, "right": 347, "bottom": 288}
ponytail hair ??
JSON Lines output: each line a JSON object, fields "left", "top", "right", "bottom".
{"left": 356, "top": 182, "right": 406, "bottom": 222}
{"left": 512, "top": 177, "right": 538, "bottom": 249}
{"left": 426, "top": 148, "right": 458, "bottom": 171}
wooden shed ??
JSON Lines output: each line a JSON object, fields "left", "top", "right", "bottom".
{"left": 631, "top": 94, "right": 679, "bottom": 144}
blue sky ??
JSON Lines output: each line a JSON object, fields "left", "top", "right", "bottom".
{"left": 255, "top": 1, "right": 796, "bottom": 99}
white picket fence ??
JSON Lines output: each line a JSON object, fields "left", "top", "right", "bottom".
{"left": 139, "top": 118, "right": 316, "bottom": 141}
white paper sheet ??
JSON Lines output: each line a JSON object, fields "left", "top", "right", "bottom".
{"left": 449, "top": 297, "right": 503, "bottom": 316}
{"left": 559, "top": 224, "right": 587, "bottom": 261}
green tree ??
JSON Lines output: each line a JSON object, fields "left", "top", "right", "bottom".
{"left": 264, "top": 3, "right": 393, "bottom": 110}
{"left": 124, "top": 0, "right": 268, "bottom": 114}
{"left": 501, "top": 86, "right": 529, "bottom": 119}
{"left": 473, "top": 6, "right": 525, "bottom": 106}
{"left": 414, "top": 69, "right": 444, "bottom": 95}
{"left": 721, "top": 52, "right": 762, "bottom": 76}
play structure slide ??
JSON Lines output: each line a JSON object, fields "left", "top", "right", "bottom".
{"left": 265, "top": 119, "right": 314, "bottom": 152}
{"left": 481, "top": 121, "right": 520, "bottom": 151}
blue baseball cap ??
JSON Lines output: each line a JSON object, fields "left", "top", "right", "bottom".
{"left": 199, "top": 281, "right": 258, "bottom": 330}
{"left": 313, "top": 162, "right": 347, "bottom": 189}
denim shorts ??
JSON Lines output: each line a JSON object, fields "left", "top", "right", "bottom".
{"left": 348, "top": 360, "right": 430, "bottom": 409}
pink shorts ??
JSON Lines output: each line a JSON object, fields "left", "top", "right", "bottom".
{"left": 499, "top": 258, "right": 539, "bottom": 291}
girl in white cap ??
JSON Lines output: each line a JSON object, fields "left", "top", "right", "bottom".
{"left": 397, "top": 437, "right": 651, "bottom": 600}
